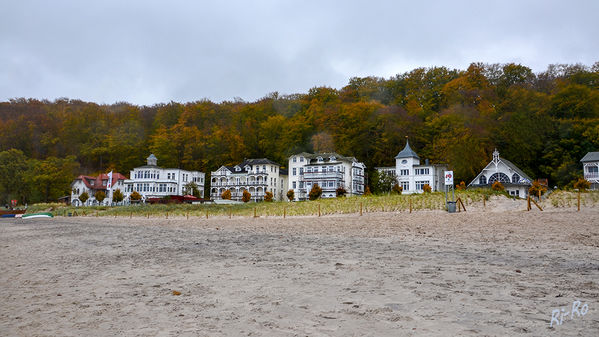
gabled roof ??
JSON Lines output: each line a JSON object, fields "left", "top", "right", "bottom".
{"left": 239, "top": 158, "right": 280, "bottom": 166}
{"left": 73, "top": 172, "right": 127, "bottom": 190}
{"left": 395, "top": 139, "right": 420, "bottom": 159}
{"left": 292, "top": 152, "right": 359, "bottom": 164}
{"left": 468, "top": 152, "right": 533, "bottom": 186}
{"left": 581, "top": 152, "right": 599, "bottom": 162}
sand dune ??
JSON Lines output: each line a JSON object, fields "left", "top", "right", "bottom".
{"left": 1, "top": 205, "right": 598, "bottom": 336}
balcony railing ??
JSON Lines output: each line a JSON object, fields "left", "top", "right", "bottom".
{"left": 301, "top": 171, "right": 344, "bottom": 180}
{"left": 211, "top": 182, "right": 267, "bottom": 187}
{"left": 584, "top": 173, "right": 599, "bottom": 179}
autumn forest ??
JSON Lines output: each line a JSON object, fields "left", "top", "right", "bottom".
{"left": 1, "top": 62, "right": 598, "bottom": 204}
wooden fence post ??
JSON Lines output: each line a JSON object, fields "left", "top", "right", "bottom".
{"left": 206, "top": 209, "right": 208, "bottom": 219}
{"left": 283, "top": 206, "right": 286, "bottom": 219}
{"left": 360, "top": 202, "right": 363, "bottom": 216}
{"left": 578, "top": 191, "right": 581, "bottom": 211}
{"left": 318, "top": 204, "right": 321, "bottom": 217}
{"left": 186, "top": 211, "right": 189, "bottom": 220}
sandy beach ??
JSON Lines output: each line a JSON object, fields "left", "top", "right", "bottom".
{"left": 1, "top": 201, "right": 598, "bottom": 336}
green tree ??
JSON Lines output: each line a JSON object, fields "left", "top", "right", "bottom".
{"left": 94, "top": 190, "right": 106, "bottom": 203}
{"left": 371, "top": 171, "right": 396, "bottom": 194}
{"left": 28, "top": 156, "right": 80, "bottom": 203}
{"left": 78, "top": 191, "right": 89, "bottom": 203}
{"left": 112, "top": 189, "right": 124, "bottom": 203}
{"left": 130, "top": 191, "right": 142, "bottom": 201}
{"left": 0, "top": 149, "right": 31, "bottom": 204}
{"left": 183, "top": 182, "right": 200, "bottom": 197}
{"left": 392, "top": 184, "right": 402, "bottom": 194}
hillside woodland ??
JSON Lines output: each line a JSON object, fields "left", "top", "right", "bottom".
{"left": 1, "top": 62, "right": 598, "bottom": 203}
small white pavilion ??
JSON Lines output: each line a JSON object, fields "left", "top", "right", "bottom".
{"left": 468, "top": 149, "right": 533, "bottom": 198}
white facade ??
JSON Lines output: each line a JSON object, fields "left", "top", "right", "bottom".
{"left": 581, "top": 152, "right": 599, "bottom": 190}
{"left": 376, "top": 140, "right": 446, "bottom": 194}
{"left": 70, "top": 172, "right": 127, "bottom": 206}
{"left": 210, "top": 158, "right": 288, "bottom": 202}
{"left": 288, "top": 152, "right": 365, "bottom": 200}
{"left": 468, "top": 149, "right": 532, "bottom": 198}
{"left": 123, "top": 154, "right": 205, "bottom": 202}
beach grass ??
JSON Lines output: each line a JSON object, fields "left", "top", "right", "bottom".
{"left": 23, "top": 188, "right": 523, "bottom": 218}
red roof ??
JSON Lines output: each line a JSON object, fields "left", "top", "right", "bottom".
{"left": 74, "top": 172, "right": 128, "bottom": 190}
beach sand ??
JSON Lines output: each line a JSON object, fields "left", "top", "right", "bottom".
{"left": 1, "top": 201, "right": 598, "bottom": 336}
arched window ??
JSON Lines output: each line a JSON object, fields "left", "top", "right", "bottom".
{"left": 488, "top": 172, "right": 510, "bottom": 184}
{"left": 512, "top": 173, "right": 520, "bottom": 184}
{"left": 479, "top": 175, "right": 487, "bottom": 185}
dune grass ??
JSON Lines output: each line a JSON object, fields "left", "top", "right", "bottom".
{"left": 24, "top": 189, "right": 512, "bottom": 218}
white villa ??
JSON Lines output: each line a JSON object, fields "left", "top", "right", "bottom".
{"left": 581, "top": 151, "right": 599, "bottom": 190}
{"left": 123, "top": 154, "right": 205, "bottom": 202}
{"left": 288, "top": 152, "right": 365, "bottom": 200}
{"left": 376, "top": 139, "right": 446, "bottom": 194}
{"left": 210, "top": 158, "right": 288, "bottom": 202}
{"left": 468, "top": 149, "right": 532, "bottom": 197}
{"left": 71, "top": 172, "right": 128, "bottom": 206}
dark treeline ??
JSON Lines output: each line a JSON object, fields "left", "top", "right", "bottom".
{"left": 1, "top": 62, "right": 598, "bottom": 204}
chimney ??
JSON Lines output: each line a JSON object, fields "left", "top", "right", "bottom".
{"left": 425, "top": 159, "right": 430, "bottom": 165}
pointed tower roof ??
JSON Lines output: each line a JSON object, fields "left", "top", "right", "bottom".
{"left": 395, "top": 138, "right": 420, "bottom": 159}
{"left": 147, "top": 154, "right": 158, "bottom": 166}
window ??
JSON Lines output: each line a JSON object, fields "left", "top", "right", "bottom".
{"left": 415, "top": 168, "right": 429, "bottom": 175}
{"left": 317, "top": 156, "right": 323, "bottom": 162}
{"left": 293, "top": 157, "right": 297, "bottom": 163}
{"left": 299, "top": 167, "right": 304, "bottom": 174}
{"left": 512, "top": 173, "right": 520, "bottom": 184}
{"left": 329, "top": 181, "right": 334, "bottom": 187}
{"left": 293, "top": 168, "right": 297, "bottom": 175}
{"left": 299, "top": 181, "right": 304, "bottom": 188}
{"left": 416, "top": 181, "right": 429, "bottom": 190}
{"left": 293, "top": 181, "right": 297, "bottom": 189}
{"left": 329, "top": 166, "right": 334, "bottom": 172}
{"left": 488, "top": 172, "right": 510, "bottom": 184}
{"left": 479, "top": 175, "right": 487, "bottom": 185}
{"left": 400, "top": 169, "right": 409, "bottom": 176}
{"left": 401, "top": 181, "right": 410, "bottom": 191}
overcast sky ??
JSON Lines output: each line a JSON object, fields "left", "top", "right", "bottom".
{"left": 1, "top": 0, "right": 598, "bottom": 105}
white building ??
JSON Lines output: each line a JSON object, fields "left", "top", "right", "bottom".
{"left": 71, "top": 172, "right": 128, "bottom": 206}
{"left": 468, "top": 149, "right": 532, "bottom": 197}
{"left": 581, "top": 151, "right": 599, "bottom": 190}
{"left": 376, "top": 139, "right": 446, "bottom": 194}
{"left": 288, "top": 152, "right": 365, "bottom": 200}
{"left": 123, "top": 154, "right": 205, "bottom": 202}
{"left": 210, "top": 158, "right": 288, "bottom": 202}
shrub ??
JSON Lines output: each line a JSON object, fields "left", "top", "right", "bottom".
{"left": 363, "top": 185, "right": 372, "bottom": 196}
{"left": 529, "top": 180, "right": 548, "bottom": 196}
{"left": 221, "top": 189, "right": 232, "bottom": 200}
{"left": 79, "top": 191, "right": 89, "bottom": 203}
{"left": 423, "top": 184, "right": 432, "bottom": 193}
{"left": 573, "top": 178, "right": 591, "bottom": 191}
{"left": 391, "top": 184, "right": 402, "bottom": 195}
{"left": 491, "top": 181, "right": 504, "bottom": 191}
{"left": 94, "top": 190, "right": 106, "bottom": 202}
{"left": 309, "top": 184, "right": 323, "bottom": 200}
{"left": 112, "top": 189, "right": 124, "bottom": 203}
{"left": 242, "top": 190, "right": 251, "bottom": 203}
{"left": 264, "top": 191, "right": 274, "bottom": 202}
{"left": 456, "top": 181, "right": 466, "bottom": 190}
{"left": 286, "top": 189, "right": 295, "bottom": 201}
{"left": 130, "top": 191, "right": 141, "bottom": 201}
{"left": 336, "top": 186, "right": 347, "bottom": 197}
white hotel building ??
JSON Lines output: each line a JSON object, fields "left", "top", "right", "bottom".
{"left": 288, "top": 152, "right": 365, "bottom": 200}
{"left": 123, "top": 154, "right": 205, "bottom": 202}
{"left": 376, "top": 139, "right": 446, "bottom": 194}
{"left": 210, "top": 158, "right": 288, "bottom": 202}
{"left": 581, "top": 151, "right": 599, "bottom": 190}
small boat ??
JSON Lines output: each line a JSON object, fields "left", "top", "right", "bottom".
{"left": 0, "top": 209, "right": 26, "bottom": 216}
{"left": 22, "top": 212, "right": 54, "bottom": 219}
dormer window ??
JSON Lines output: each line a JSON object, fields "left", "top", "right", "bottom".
{"left": 245, "top": 165, "right": 251, "bottom": 171}
{"left": 300, "top": 156, "right": 304, "bottom": 162}
{"left": 317, "top": 156, "right": 323, "bottom": 162}
{"left": 330, "top": 156, "right": 336, "bottom": 161}
{"left": 235, "top": 166, "right": 241, "bottom": 172}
